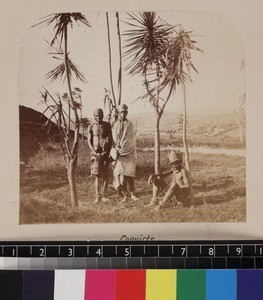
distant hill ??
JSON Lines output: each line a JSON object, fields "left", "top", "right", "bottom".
{"left": 19, "top": 105, "right": 87, "bottom": 161}
{"left": 20, "top": 106, "right": 61, "bottom": 161}
{"left": 20, "top": 105, "right": 60, "bottom": 137}
{"left": 20, "top": 105, "right": 51, "bottom": 123}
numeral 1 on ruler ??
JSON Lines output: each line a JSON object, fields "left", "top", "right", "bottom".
{"left": 3, "top": 247, "right": 17, "bottom": 257}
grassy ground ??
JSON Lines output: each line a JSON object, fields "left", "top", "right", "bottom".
{"left": 20, "top": 139, "right": 246, "bottom": 224}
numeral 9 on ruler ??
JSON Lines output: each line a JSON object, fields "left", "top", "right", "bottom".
{"left": 229, "top": 246, "right": 242, "bottom": 256}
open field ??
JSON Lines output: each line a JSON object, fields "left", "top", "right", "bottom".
{"left": 20, "top": 139, "right": 246, "bottom": 224}
{"left": 136, "top": 132, "right": 245, "bottom": 150}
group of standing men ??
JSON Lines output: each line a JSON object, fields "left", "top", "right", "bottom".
{"left": 87, "top": 104, "right": 138, "bottom": 204}
{"left": 87, "top": 104, "right": 191, "bottom": 209}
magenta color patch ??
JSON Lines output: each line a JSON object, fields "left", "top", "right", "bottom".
{"left": 85, "top": 270, "right": 116, "bottom": 300}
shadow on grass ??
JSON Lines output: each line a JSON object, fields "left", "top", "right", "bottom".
{"left": 200, "top": 189, "right": 246, "bottom": 205}
{"left": 20, "top": 170, "right": 68, "bottom": 193}
{"left": 193, "top": 176, "right": 234, "bottom": 192}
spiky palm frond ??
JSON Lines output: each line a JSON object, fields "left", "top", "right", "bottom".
{"left": 160, "top": 28, "right": 203, "bottom": 98}
{"left": 68, "top": 59, "right": 86, "bottom": 82}
{"left": 46, "top": 62, "right": 66, "bottom": 81}
{"left": 33, "top": 13, "right": 91, "bottom": 46}
{"left": 124, "top": 12, "right": 175, "bottom": 76}
{"left": 45, "top": 59, "right": 86, "bottom": 82}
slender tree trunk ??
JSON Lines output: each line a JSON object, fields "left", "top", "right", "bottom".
{"left": 64, "top": 26, "right": 79, "bottom": 207}
{"left": 67, "top": 156, "right": 78, "bottom": 207}
{"left": 116, "top": 12, "right": 122, "bottom": 105}
{"left": 79, "top": 95, "right": 84, "bottom": 141}
{"left": 68, "top": 98, "right": 71, "bottom": 132}
{"left": 238, "top": 113, "right": 244, "bottom": 143}
{"left": 106, "top": 12, "right": 117, "bottom": 107}
{"left": 154, "top": 63, "right": 162, "bottom": 174}
{"left": 154, "top": 114, "right": 161, "bottom": 173}
{"left": 182, "top": 83, "right": 194, "bottom": 206}
{"left": 82, "top": 127, "right": 84, "bottom": 141}
{"left": 182, "top": 83, "right": 190, "bottom": 171}
{"left": 238, "top": 94, "right": 245, "bottom": 143}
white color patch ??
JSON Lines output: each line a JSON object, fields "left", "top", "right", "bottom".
{"left": 54, "top": 270, "right": 86, "bottom": 300}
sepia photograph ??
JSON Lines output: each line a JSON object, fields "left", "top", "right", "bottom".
{"left": 19, "top": 11, "right": 246, "bottom": 224}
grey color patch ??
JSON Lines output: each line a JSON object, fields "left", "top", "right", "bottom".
{"left": 127, "top": 257, "right": 141, "bottom": 269}
{"left": 18, "top": 257, "right": 31, "bottom": 270}
{"left": 30, "top": 258, "right": 45, "bottom": 270}
{"left": 142, "top": 257, "right": 156, "bottom": 269}
{"left": 72, "top": 258, "right": 87, "bottom": 269}
{"left": 111, "top": 257, "right": 127, "bottom": 269}
{"left": 97, "top": 258, "right": 111, "bottom": 269}
{"left": 4, "top": 258, "right": 19, "bottom": 270}
{"left": 86, "top": 258, "right": 97, "bottom": 269}
{"left": 58, "top": 258, "right": 73, "bottom": 269}
{"left": 44, "top": 258, "right": 59, "bottom": 270}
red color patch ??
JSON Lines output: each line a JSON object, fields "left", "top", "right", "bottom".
{"left": 116, "top": 270, "right": 146, "bottom": 300}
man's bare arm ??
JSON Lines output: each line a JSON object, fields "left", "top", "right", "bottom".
{"left": 148, "top": 169, "right": 173, "bottom": 185}
{"left": 181, "top": 168, "right": 190, "bottom": 188}
{"left": 87, "top": 125, "right": 98, "bottom": 156}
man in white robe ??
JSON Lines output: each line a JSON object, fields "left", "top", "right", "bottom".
{"left": 112, "top": 104, "right": 139, "bottom": 202}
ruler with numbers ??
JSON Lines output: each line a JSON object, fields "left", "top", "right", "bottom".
{"left": 1, "top": 240, "right": 263, "bottom": 270}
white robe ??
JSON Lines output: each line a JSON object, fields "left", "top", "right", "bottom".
{"left": 112, "top": 119, "right": 136, "bottom": 179}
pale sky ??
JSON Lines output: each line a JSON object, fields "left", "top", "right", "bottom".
{"left": 19, "top": 11, "right": 245, "bottom": 118}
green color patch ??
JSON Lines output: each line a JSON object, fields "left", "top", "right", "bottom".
{"left": 177, "top": 270, "right": 206, "bottom": 300}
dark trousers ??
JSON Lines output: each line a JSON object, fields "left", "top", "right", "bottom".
{"left": 122, "top": 176, "right": 135, "bottom": 196}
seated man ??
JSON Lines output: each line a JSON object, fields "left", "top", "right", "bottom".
{"left": 147, "top": 151, "right": 191, "bottom": 210}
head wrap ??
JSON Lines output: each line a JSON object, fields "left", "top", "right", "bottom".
{"left": 117, "top": 104, "right": 128, "bottom": 112}
{"left": 169, "top": 150, "right": 182, "bottom": 164}
{"left": 93, "top": 108, "right": 103, "bottom": 116}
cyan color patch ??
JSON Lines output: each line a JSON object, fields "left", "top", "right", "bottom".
{"left": 206, "top": 270, "right": 236, "bottom": 300}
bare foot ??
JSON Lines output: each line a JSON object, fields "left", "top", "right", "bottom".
{"left": 145, "top": 199, "right": 157, "bottom": 207}
{"left": 93, "top": 198, "right": 100, "bottom": 204}
{"left": 153, "top": 205, "right": 162, "bottom": 211}
{"left": 120, "top": 196, "right": 128, "bottom": 203}
{"left": 101, "top": 197, "right": 110, "bottom": 203}
{"left": 130, "top": 193, "right": 139, "bottom": 201}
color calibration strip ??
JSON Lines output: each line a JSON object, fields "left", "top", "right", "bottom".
{"left": 1, "top": 240, "right": 263, "bottom": 269}
{"left": 0, "top": 269, "right": 263, "bottom": 300}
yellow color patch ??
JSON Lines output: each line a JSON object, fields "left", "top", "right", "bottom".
{"left": 146, "top": 270, "right": 177, "bottom": 300}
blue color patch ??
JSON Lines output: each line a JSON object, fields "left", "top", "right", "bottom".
{"left": 206, "top": 270, "right": 236, "bottom": 300}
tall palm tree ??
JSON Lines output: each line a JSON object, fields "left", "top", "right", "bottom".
{"left": 34, "top": 13, "right": 91, "bottom": 207}
{"left": 162, "top": 27, "right": 202, "bottom": 206}
{"left": 125, "top": 14, "right": 202, "bottom": 207}
{"left": 124, "top": 12, "right": 174, "bottom": 173}
{"left": 162, "top": 27, "right": 202, "bottom": 170}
